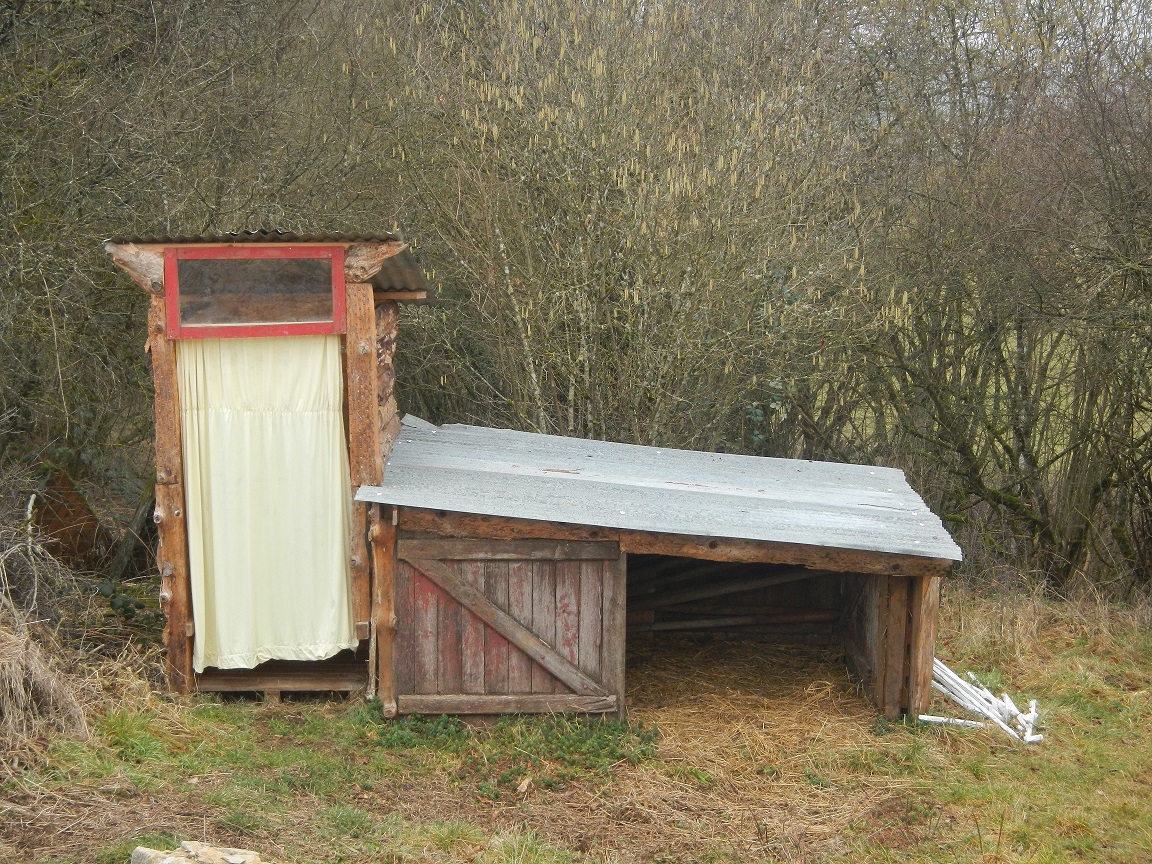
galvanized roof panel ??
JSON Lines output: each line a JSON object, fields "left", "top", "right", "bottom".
{"left": 356, "top": 418, "right": 963, "bottom": 562}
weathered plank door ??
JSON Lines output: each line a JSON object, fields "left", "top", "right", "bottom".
{"left": 393, "top": 538, "right": 626, "bottom": 714}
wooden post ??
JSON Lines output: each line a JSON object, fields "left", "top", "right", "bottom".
{"left": 369, "top": 504, "right": 397, "bottom": 716}
{"left": 344, "top": 282, "right": 379, "bottom": 635}
{"left": 908, "top": 575, "right": 942, "bottom": 715}
{"left": 147, "top": 296, "right": 194, "bottom": 694}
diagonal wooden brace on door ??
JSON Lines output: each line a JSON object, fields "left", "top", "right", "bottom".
{"left": 404, "top": 557, "right": 608, "bottom": 697}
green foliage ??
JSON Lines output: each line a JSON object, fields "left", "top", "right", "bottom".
{"left": 3, "top": 0, "right": 1152, "bottom": 597}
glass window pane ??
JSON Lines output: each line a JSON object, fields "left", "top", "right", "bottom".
{"left": 177, "top": 258, "right": 334, "bottom": 328}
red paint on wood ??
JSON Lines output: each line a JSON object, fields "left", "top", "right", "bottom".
{"left": 394, "top": 561, "right": 416, "bottom": 695}
{"left": 164, "top": 245, "right": 346, "bottom": 339}
{"left": 483, "top": 560, "right": 510, "bottom": 693}
{"left": 413, "top": 570, "right": 439, "bottom": 692}
{"left": 460, "top": 561, "right": 486, "bottom": 694}
{"left": 507, "top": 560, "right": 534, "bottom": 692}
{"left": 437, "top": 567, "right": 463, "bottom": 695}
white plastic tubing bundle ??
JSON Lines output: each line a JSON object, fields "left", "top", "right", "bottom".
{"left": 918, "top": 658, "right": 1043, "bottom": 743}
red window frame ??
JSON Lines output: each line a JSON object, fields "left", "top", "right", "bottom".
{"left": 164, "top": 245, "right": 347, "bottom": 339}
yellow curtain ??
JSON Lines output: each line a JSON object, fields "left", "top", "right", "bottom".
{"left": 177, "top": 335, "right": 356, "bottom": 672}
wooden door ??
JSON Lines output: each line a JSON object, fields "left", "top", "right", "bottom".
{"left": 393, "top": 538, "right": 626, "bottom": 714}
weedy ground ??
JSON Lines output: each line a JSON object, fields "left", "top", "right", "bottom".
{"left": 1, "top": 582, "right": 1150, "bottom": 864}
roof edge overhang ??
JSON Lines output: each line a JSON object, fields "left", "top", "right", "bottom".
{"left": 357, "top": 497, "right": 957, "bottom": 580}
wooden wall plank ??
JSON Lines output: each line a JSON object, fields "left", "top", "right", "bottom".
{"left": 631, "top": 568, "right": 826, "bottom": 610}
{"left": 397, "top": 508, "right": 953, "bottom": 579}
{"left": 483, "top": 560, "right": 510, "bottom": 693}
{"left": 438, "top": 565, "right": 463, "bottom": 695}
{"left": 507, "top": 560, "right": 533, "bottom": 692}
{"left": 399, "top": 694, "right": 617, "bottom": 715}
{"left": 404, "top": 557, "right": 607, "bottom": 696}
{"left": 413, "top": 568, "right": 439, "bottom": 692}
{"left": 344, "top": 282, "right": 379, "bottom": 629}
{"left": 602, "top": 552, "right": 627, "bottom": 716}
{"left": 398, "top": 538, "right": 619, "bottom": 561}
{"left": 368, "top": 505, "right": 397, "bottom": 714}
{"left": 531, "top": 561, "right": 558, "bottom": 693}
{"left": 555, "top": 560, "right": 581, "bottom": 695}
{"left": 147, "top": 296, "right": 194, "bottom": 694}
{"left": 198, "top": 667, "right": 367, "bottom": 693}
{"left": 578, "top": 560, "right": 603, "bottom": 680}
{"left": 460, "top": 560, "right": 487, "bottom": 694}
{"left": 908, "top": 575, "right": 942, "bottom": 715}
{"left": 881, "top": 575, "right": 910, "bottom": 719}
{"left": 394, "top": 560, "right": 416, "bottom": 696}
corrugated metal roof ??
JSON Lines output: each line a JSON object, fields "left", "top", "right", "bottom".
{"left": 105, "top": 229, "right": 405, "bottom": 244}
{"left": 104, "top": 230, "right": 434, "bottom": 300}
{"left": 356, "top": 417, "right": 963, "bottom": 562}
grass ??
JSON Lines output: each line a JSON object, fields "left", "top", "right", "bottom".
{"left": 2, "top": 583, "right": 1150, "bottom": 863}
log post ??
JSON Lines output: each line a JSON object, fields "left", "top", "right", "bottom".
{"left": 369, "top": 504, "right": 397, "bottom": 716}
{"left": 147, "top": 296, "right": 194, "bottom": 694}
{"left": 908, "top": 575, "right": 942, "bottom": 715}
{"left": 344, "top": 282, "right": 379, "bottom": 635}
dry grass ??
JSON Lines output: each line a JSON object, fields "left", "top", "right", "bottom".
{"left": 3, "top": 581, "right": 1150, "bottom": 863}
{"left": 0, "top": 627, "right": 88, "bottom": 767}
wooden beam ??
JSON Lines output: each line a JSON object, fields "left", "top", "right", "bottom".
{"left": 398, "top": 694, "right": 617, "bottom": 714}
{"left": 403, "top": 557, "right": 608, "bottom": 697}
{"left": 629, "top": 560, "right": 755, "bottom": 596}
{"left": 659, "top": 603, "right": 837, "bottom": 620}
{"left": 343, "top": 242, "right": 406, "bottom": 283}
{"left": 396, "top": 508, "right": 953, "bottom": 579}
{"left": 630, "top": 568, "right": 826, "bottom": 610}
{"left": 373, "top": 290, "right": 427, "bottom": 302}
{"left": 397, "top": 538, "right": 620, "bottom": 561}
{"left": 634, "top": 616, "right": 812, "bottom": 631}
{"left": 370, "top": 505, "right": 398, "bottom": 716}
{"left": 105, "top": 242, "right": 165, "bottom": 293}
{"left": 147, "top": 296, "right": 193, "bottom": 694}
{"left": 344, "top": 282, "right": 379, "bottom": 629}
{"left": 197, "top": 666, "right": 367, "bottom": 692}
{"left": 652, "top": 608, "right": 839, "bottom": 624}
{"left": 908, "top": 575, "right": 941, "bottom": 715}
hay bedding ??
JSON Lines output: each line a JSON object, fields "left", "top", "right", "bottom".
{"left": 477, "top": 639, "right": 925, "bottom": 863}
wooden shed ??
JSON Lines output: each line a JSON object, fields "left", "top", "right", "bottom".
{"left": 357, "top": 419, "right": 961, "bottom": 719}
{"left": 107, "top": 232, "right": 961, "bottom": 720}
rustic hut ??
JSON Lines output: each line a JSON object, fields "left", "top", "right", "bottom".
{"left": 107, "top": 232, "right": 960, "bottom": 720}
